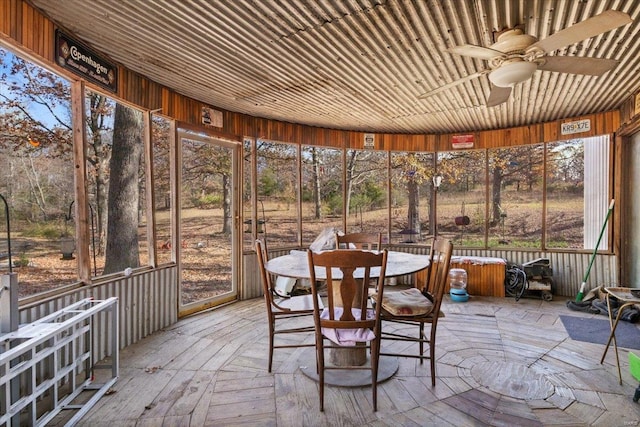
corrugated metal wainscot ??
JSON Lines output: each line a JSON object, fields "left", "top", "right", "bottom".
{"left": 19, "top": 265, "right": 178, "bottom": 361}
{"left": 243, "top": 245, "right": 618, "bottom": 300}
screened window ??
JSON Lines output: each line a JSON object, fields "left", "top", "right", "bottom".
{"left": 546, "top": 135, "right": 610, "bottom": 249}
{"left": 488, "top": 144, "right": 544, "bottom": 248}
{"left": 437, "top": 150, "right": 487, "bottom": 247}
{"left": 85, "top": 91, "right": 147, "bottom": 276}
{"left": 345, "top": 149, "right": 388, "bottom": 235}
{"left": 242, "top": 138, "right": 254, "bottom": 251}
{"left": 0, "top": 47, "right": 74, "bottom": 296}
{"left": 256, "top": 139, "right": 299, "bottom": 247}
{"left": 301, "top": 145, "right": 343, "bottom": 245}
{"left": 390, "top": 152, "right": 435, "bottom": 244}
{"left": 152, "top": 115, "right": 173, "bottom": 265}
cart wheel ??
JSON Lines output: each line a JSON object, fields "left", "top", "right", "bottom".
{"left": 634, "top": 385, "right": 640, "bottom": 402}
{"left": 542, "top": 291, "right": 553, "bottom": 301}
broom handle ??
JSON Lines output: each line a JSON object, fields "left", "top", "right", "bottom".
{"left": 582, "top": 199, "right": 615, "bottom": 283}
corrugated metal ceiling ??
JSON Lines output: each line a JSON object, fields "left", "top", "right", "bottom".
{"left": 27, "top": 0, "right": 640, "bottom": 134}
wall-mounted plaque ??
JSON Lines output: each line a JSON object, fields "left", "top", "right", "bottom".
{"left": 561, "top": 119, "right": 591, "bottom": 135}
{"left": 452, "top": 134, "right": 474, "bottom": 149}
{"left": 55, "top": 30, "right": 117, "bottom": 92}
{"left": 202, "top": 107, "right": 223, "bottom": 127}
{"left": 364, "top": 133, "right": 375, "bottom": 149}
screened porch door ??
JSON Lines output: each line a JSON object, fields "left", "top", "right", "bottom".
{"left": 178, "top": 130, "right": 240, "bottom": 316}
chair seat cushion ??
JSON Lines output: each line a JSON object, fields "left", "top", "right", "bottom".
{"left": 378, "top": 288, "right": 434, "bottom": 316}
{"left": 276, "top": 294, "right": 323, "bottom": 311}
{"left": 320, "top": 307, "right": 375, "bottom": 346}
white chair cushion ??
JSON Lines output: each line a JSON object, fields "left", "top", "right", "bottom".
{"left": 320, "top": 307, "right": 375, "bottom": 346}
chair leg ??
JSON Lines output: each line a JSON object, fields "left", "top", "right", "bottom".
{"left": 318, "top": 340, "right": 325, "bottom": 411}
{"left": 268, "top": 323, "right": 275, "bottom": 373}
{"left": 372, "top": 339, "right": 379, "bottom": 411}
{"left": 430, "top": 326, "right": 437, "bottom": 387}
{"left": 418, "top": 323, "right": 424, "bottom": 364}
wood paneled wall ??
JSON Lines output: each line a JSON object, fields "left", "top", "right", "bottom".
{"left": 0, "top": 0, "right": 623, "bottom": 151}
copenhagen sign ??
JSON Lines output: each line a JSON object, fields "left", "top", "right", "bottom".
{"left": 55, "top": 30, "right": 118, "bottom": 92}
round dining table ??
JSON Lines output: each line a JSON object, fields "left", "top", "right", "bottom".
{"left": 266, "top": 249, "right": 430, "bottom": 386}
{"left": 266, "top": 249, "right": 430, "bottom": 282}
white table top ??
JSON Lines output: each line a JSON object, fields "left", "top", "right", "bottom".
{"left": 265, "top": 249, "right": 429, "bottom": 280}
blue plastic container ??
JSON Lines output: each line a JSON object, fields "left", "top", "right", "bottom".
{"left": 450, "top": 287, "right": 469, "bottom": 302}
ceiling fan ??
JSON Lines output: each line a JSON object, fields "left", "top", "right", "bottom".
{"left": 419, "top": 9, "right": 632, "bottom": 107}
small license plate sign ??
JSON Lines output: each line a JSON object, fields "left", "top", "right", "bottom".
{"left": 561, "top": 119, "right": 591, "bottom": 135}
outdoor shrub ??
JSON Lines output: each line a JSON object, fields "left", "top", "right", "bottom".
{"left": 324, "top": 194, "right": 343, "bottom": 216}
{"left": 21, "top": 223, "right": 64, "bottom": 239}
{"left": 195, "top": 194, "right": 223, "bottom": 209}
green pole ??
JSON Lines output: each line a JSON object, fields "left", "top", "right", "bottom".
{"left": 576, "top": 199, "right": 614, "bottom": 302}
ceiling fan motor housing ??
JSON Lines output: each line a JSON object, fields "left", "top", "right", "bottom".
{"left": 491, "top": 29, "right": 538, "bottom": 54}
{"left": 489, "top": 61, "right": 538, "bottom": 87}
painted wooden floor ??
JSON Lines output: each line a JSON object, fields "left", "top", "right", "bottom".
{"left": 77, "top": 296, "right": 640, "bottom": 426}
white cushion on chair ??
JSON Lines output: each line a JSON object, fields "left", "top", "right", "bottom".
{"left": 378, "top": 288, "right": 434, "bottom": 316}
{"left": 274, "top": 276, "right": 297, "bottom": 297}
{"left": 320, "top": 307, "right": 375, "bottom": 346}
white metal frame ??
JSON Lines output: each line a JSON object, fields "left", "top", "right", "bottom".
{"left": 0, "top": 297, "right": 118, "bottom": 426}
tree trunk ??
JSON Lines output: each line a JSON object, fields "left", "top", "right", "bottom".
{"left": 345, "top": 150, "right": 358, "bottom": 217}
{"left": 312, "top": 147, "right": 322, "bottom": 219}
{"left": 407, "top": 178, "right": 420, "bottom": 236}
{"left": 222, "top": 173, "right": 231, "bottom": 234}
{"left": 88, "top": 94, "right": 110, "bottom": 256}
{"left": 491, "top": 166, "right": 503, "bottom": 225}
{"left": 103, "top": 104, "right": 143, "bottom": 274}
{"left": 95, "top": 150, "right": 109, "bottom": 255}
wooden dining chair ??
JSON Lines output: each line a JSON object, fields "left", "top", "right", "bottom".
{"left": 307, "top": 248, "right": 388, "bottom": 412}
{"left": 375, "top": 238, "right": 453, "bottom": 386}
{"left": 255, "top": 238, "right": 319, "bottom": 373}
{"left": 335, "top": 232, "right": 382, "bottom": 250}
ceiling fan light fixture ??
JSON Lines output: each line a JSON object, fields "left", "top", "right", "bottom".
{"left": 488, "top": 61, "right": 537, "bottom": 87}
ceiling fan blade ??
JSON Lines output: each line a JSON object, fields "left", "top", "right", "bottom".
{"left": 447, "top": 44, "right": 505, "bottom": 60}
{"left": 538, "top": 56, "right": 620, "bottom": 76}
{"left": 418, "top": 70, "right": 490, "bottom": 99}
{"left": 528, "top": 10, "right": 632, "bottom": 54}
{"left": 486, "top": 86, "right": 511, "bottom": 107}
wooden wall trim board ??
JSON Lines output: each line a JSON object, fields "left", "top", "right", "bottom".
{"left": 0, "top": 0, "right": 627, "bottom": 153}
{"left": 71, "top": 80, "right": 91, "bottom": 283}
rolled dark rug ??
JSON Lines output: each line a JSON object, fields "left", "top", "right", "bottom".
{"left": 590, "top": 299, "right": 640, "bottom": 322}
{"left": 566, "top": 299, "right": 600, "bottom": 314}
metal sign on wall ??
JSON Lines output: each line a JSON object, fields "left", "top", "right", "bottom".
{"left": 55, "top": 30, "right": 118, "bottom": 92}
{"left": 451, "top": 134, "right": 474, "bottom": 149}
{"left": 364, "top": 133, "right": 375, "bottom": 149}
{"left": 561, "top": 118, "right": 591, "bottom": 135}
{"left": 202, "top": 107, "right": 223, "bottom": 127}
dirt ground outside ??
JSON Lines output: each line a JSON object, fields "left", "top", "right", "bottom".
{"left": 3, "top": 194, "right": 583, "bottom": 300}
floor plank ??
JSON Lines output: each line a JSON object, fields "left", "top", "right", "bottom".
{"left": 76, "top": 296, "right": 640, "bottom": 426}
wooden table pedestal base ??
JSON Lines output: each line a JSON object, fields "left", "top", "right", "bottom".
{"left": 300, "top": 351, "right": 398, "bottom": 387}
